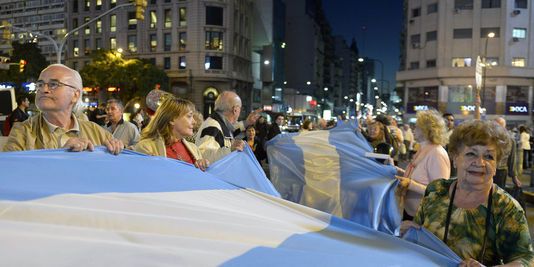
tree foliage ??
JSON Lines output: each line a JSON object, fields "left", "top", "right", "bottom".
{"left": 0, "top": 41, "right": 48, "bottom": 94}
{"left": 80, "top": 50, "right": 168, "bottom": 103}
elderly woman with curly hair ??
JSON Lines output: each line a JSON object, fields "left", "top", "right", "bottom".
{"left": 402, "top": 120, "right": 534, "bottom": 266}
{"left": 397, "top": 109, "right": 450, "bottom": 220}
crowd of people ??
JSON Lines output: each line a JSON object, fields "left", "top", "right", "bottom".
{"left": 2, "top": 63, "right": 534, "bottom": 265}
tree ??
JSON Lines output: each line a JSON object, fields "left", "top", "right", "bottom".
{"left": 0, "top": 41, "right": 48, "bottom": 94}
{"left": 80, "top": 50, "right": 168, "bottom": 103}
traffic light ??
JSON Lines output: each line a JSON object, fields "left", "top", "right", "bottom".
{"left": 135, "top": 0, "right": 147, "bottom": 21}
{"left": 1, "top": 21, "right": 10, "bottom": 40}
{"left": 19, "top": 59, "right": 26, "bottom": 73}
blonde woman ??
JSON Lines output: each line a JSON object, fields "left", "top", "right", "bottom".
{"left": 396, "top": 109, "right": 450, "bottom": 220}
{"left": 134, "top": 97, "right": 209, "bottom": 171}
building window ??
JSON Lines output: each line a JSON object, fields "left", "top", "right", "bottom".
{"left": 455, "top": 0, "right": 473, "bottom": 10}
{"left": 412, "top": 7, "right": 421, "bottom": 18}
{"left": 512, "top": 57, "right": 526, "bottom": 67}
{"left": 427, "top": 3, "right": 438, "bottom": 14}
{"left": 178, "top": 31, "right": 187, "bottom": 51}
{"left": 95, "top": 38, "right": 102, "bottom": 50}
{"left": 513, "top": 28, "right": 526, "bottom": 38}
{"left": 453, "top": 28, "right": 472, "bottom": 39}
{"left": 96, "top": 19, "right": 102, "bottom": 34}
{"left": 84, "top": 39, "right": 91, "bottom": 55}
{"left": 206, "top": 6, "right": 223, "bottom": 26}
{"left": 73, "top": 18, "right": 79, "bottom": 36}
{"left": 481, "top": 0, "right": 500, "bottom": 8}
{"left": 73, "top": 40, "right": 79, "bottom": 57}
{"left": 426, "top": 59, "right": 436, "bottom": 68}
{"left": 164, "top": 57, "right": 171, "bottom": 69}
{"left": 407, "top": 86, "right": 439, "bottom": 113}
{"left": 205, "top": 56, "right": 223, "bottom": 70}
{"left": 110, "top": 37, "right": 117, "bottom": 50}
{"left": 205, "top": 31, "right": 223, "bottom": 51}
{"left": 128, "top": 12, "right": 137, "bottom": 30}
{"left": 149, "top": 34, "right": 157, "bottom": 52}
{"left": 179, "top": 56, "right": 186, "bottom": 69}
{"left": 164, "top": 33, "right": 171, "bottom": 51}
{"left": 426, "top": 31, "right": 437, "bottom": 41}
{"left": 96, "top": 0, "right": 102, "bottom": 10}
{"left": 84, "top": 0, "right": 90, "bottom": 11}
{"left": 485, "top": 57, "right": 499, "bottom": 66}
{"left": 84, "top": 17, "right": 90, "bottom": 35}
{"left": 480, "top": 27, "right": 499, "bottom": 38}
{"left": 150, "top": 0, "right": 156, "bottom": 4}
{"left": 409, "top": 61, "right": 420, "bottom": 70}
{"left": 164, "top": 9, "right": 172, "bottom": 28}
{"left": 179, "top": 7, "right": 187, "bottom": 27}
{"left": 150, "top": 11, "right": 157, "bottom": 28}
{"left": 73, "top": 0, "right": 78, "bottom": 13}
{"left": 110, "top": 0, "right": 116, "bottom": 8}
{"left": 515, "top": 0, "right": 527, "bottom": 9}
{"left": 128, "top": 35, "right": 137, "bottom": 53}
{"left": 452, "top": 57, "right": 472, "bottom": 67}
{"left": 110, "top": 15, "right": 117, "bottom": 32}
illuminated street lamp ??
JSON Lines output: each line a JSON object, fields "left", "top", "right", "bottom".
{"left": 475, "top": 32, "right": 495, "bottom": 119}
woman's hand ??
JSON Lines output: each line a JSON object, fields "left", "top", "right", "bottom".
{"left": 399, "top": 220, "right": 420, "bottom": 236}
{"left": 395, "top": 176, "right": 411, "bottom": 194}
{"left": 459, "top": 258, "right": 484, "bottom": 267}
{"left": 194, "top": 159, "right": 210, "bottom": 171}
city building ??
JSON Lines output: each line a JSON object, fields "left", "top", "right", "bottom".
{"left": 251, "top": 0, "right": 286, "bottom": 113}
{"left": 65, "top": 0, "right": 256, "bottom": 118}
{"left": 333, "top": 36, "right": 359, "bottom": 116}
{"left": 397, "top": 0, "right": 534, "bottom": 125}
{"left": 0, "top": 0, "right": 66, "bottom": 63}
{"left": 283, "top": 0, "right": 325, "bottom": 114}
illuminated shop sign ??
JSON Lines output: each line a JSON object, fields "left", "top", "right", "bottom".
{"left": 460, "top": 105, "right": 486, "bottom": 113}
{"left": 413, "top": 105, "right": 429, "bottom": 111}
{"left": 506, "top": 103, "right": 528, "bottom": 115}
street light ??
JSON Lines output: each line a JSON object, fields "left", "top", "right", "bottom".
{"left": 475, "top": 32, "right": 495, "bottom": 119}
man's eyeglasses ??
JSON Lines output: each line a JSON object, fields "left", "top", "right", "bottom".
{"left": 35, "top": 80, "right": 77, "bottom": 91}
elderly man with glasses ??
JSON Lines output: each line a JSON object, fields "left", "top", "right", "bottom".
{"left": 3, "top": 64, "right": 123, "bottom": 154}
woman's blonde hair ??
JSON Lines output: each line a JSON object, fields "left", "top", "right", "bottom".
{"left": 415, "top": 109, "right": 447, "bottom": 145}
{"left": 448, "top": 119, "right": 510, "bottom": 162}
{"left": 141, "top": 97, "right": 195, "bottom": 145}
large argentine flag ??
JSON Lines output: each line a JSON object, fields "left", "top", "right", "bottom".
{"left": 266, "top": 121, "right": 400, "bottom": 234}
{"left": 0, "top": 148, "right": 459, "bottom": 266}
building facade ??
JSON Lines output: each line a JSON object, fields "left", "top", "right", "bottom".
{"left": 0, "top": 0, "right": 66, "bottom": 63}
{"left": 397, "top": 0, "right": 534, "bottom": 125}
{"left": 65, "top": 0, "right": 255, "bottom": 118}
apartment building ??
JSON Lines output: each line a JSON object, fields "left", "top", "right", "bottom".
{"left": 66, "top": 0, "right": 255, "bottom": 117}
{"left": 397, "top": 0, "right": 534, "bottom": 124}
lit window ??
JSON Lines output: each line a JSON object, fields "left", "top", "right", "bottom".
{"left": 513, "top": 28, "right": 526, "bottom": 38}
{"left": 128, "top": 35, "right": 137, "bottom": 53}
{"left": 149, "top": 34, "right": 157, "bottom": 52}
{"left": 452, "top": 57, "right": 472, "bottom": 67}
{"left": 179, "top": 8, "right": 187, "bottom": 27}
{"left": 96, "top": 0, "right": 102, "bottom": 10}
{"left": 512, "top": 57, "right": 525, "bottom": 67}
{"left": 485, "top": 57, "right": 499, "bottom": 66}
{"left": 150, "top": 11, "right": 157, "bottom": 28}
{"left": 95, "top": 38, "right": 102, "bottom": 50}
{"left": 110, "top": 15, "right": 116, "bottom": 32}
{"left": 178, "top": 32, "right": 187, "bottom": 51}
{"left": 73, "top": 40, "right": 79, "bottom": 57}
{"left": 84, "top": 17, "right": 90, "bottom": 35}
{"left": 96, "top": 19, "right": 102, "bottom": 34}
{"left": 179, "top": 56, "right": 186, "bottom": 69}
{"left": 205, "top": 31, "right": 223, "bottom": 51}
{"left": 110, "top": 37, "right": 117, "bottom": 50}
{"left": 205, "top": 56, "right": 223, "bottom": 70}
{"left": 128, "top": 12, "right": 137, "bottom": 30}
{"left": 84, "top": 0, "right": 90, "bottom": 11}
{"left": 164, "top": 9, "right": 172, "bottom": 28}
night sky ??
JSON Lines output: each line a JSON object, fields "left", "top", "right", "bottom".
{"left": 323, "top": 0, "right": 404, "bottom": 91}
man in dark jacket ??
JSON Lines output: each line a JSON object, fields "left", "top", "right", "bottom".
{"left": 267, "top": 113, "right": 284, "bottom": 140}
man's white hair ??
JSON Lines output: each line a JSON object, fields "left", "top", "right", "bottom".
{"left": 214, "top": 91, "right": 241, "bottom": 113}
{"left": 41, "top": 64, "right": 84, "bottom": 113}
